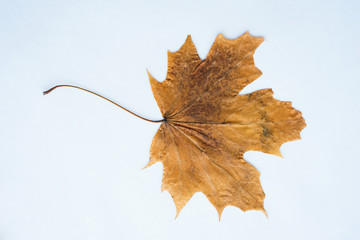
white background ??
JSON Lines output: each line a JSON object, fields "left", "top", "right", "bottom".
{"left": 0, "top": 0, "right": 359, "bottom": 239}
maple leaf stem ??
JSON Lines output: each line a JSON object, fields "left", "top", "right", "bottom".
{"left": 43, "top": 85, "right": 165, "bottom": 123}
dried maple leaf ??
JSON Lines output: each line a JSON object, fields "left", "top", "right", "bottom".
{"left": 44, "top": 32, "right": 305, "bottom": 219}
{"left": 146, "top": 32, "right": 306, "bottom": 218}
